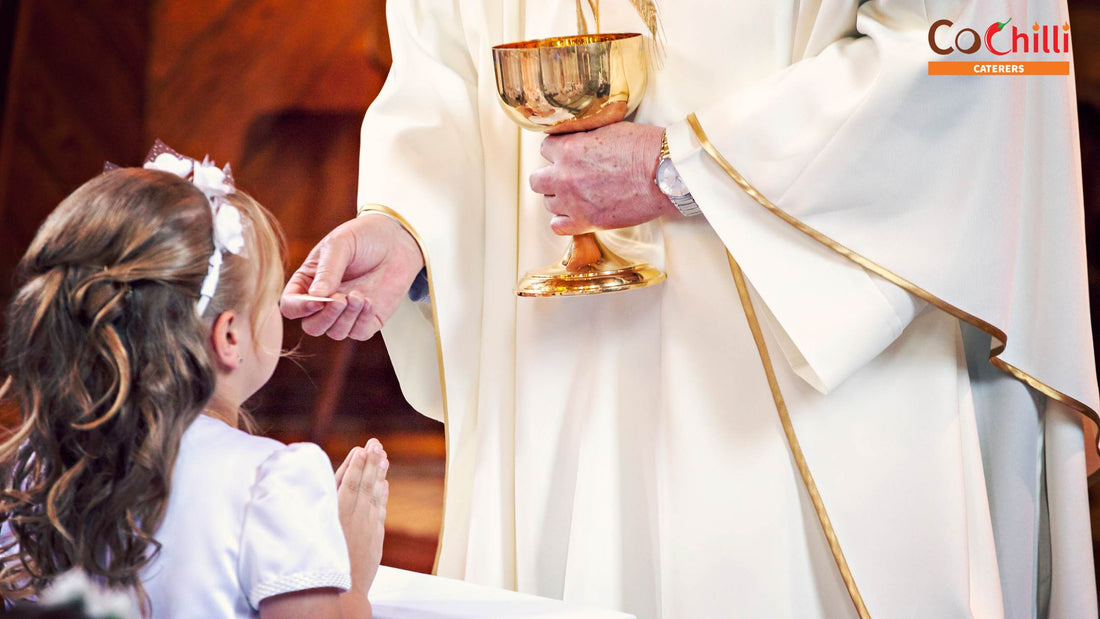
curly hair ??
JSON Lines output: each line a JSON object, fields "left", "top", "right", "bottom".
{"left": 0, "top": 167, "right": 285, "bottom": 609}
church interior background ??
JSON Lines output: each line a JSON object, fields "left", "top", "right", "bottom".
{"left": 0, "top": 0, "right": 1098, "bottom": 589}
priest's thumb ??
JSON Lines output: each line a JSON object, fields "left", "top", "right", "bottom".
{"left": 309, "top": 236, "right": 353, "bottom": 297}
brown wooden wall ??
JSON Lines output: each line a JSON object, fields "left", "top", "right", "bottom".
{"left": 0, "top": 0, "right": 148, "bottom": 312}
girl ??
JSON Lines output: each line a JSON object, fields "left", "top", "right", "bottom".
{"left": 0, "top": 145, "right": 387, "bottom": 618}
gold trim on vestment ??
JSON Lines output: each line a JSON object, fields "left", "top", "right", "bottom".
{"left": 727, "top": 252, "right": 872, "bottom": 619}
{"left": 512, "top": 125, "right": 522, "bottom": 588}
{"left": 358, "top": 204, "right": 452, "bottom": 574}
{"left": 685, "top": 113, "right": 1100, "bottom": 468}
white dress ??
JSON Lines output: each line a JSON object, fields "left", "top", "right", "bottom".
{"left": 139, "top": 415, "right": 351, "bottom": 617}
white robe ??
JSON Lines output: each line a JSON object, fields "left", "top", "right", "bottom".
{"left": 357, "top": 1, "right": 1099, "bottom": 617}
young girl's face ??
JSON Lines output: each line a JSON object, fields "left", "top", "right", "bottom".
{"left": 210, "top": 192, "right": 286, "bottom": 408}
{"left": 239, "top": 296, "right": 283, "bottom": 399}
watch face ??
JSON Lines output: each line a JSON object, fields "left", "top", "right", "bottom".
{"left": 657, "top": 158, "right": 689, "bottom": 197}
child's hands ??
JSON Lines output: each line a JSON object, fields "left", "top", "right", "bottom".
{"left": 335, "top": 438, "right": 389, "bottom": 601}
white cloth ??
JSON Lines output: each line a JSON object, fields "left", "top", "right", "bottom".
{"left": 370, "top": 566, "right": 634, "bottom": 618}
{"left": 140, "top": 415, "right": 350, "bottom": 617}
{"left": 360, "top": 1, "right": 1097, "bottom": 617}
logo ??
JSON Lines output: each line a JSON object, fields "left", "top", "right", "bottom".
{"left": 927, "top": 18, "right": 1071, "bottom": 75}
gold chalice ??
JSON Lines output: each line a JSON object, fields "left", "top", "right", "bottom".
{"left": 492, "top": 33, "right": 665, "bottom": 297}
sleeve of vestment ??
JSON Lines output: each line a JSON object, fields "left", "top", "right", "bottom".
{"left": 666, "top": 0, "right": 1094, "bottom": 403}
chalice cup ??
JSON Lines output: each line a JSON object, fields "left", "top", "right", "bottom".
{"left": 493, "top": 33, "right": 665, "bottom": 297}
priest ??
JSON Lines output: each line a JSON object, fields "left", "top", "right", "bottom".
{"left": 282, "top": 0, "right": 1099, "bottom": 616}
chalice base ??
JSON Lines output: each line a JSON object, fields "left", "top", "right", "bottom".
{"left": 515, "top": 236, "right": 665, "bottom": 297}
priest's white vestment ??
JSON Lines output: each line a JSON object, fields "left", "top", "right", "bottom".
{"left": 357, "top": 1, "right": 1100, "bottom": 617}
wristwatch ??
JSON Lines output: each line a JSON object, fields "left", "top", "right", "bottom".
{"left": 655, "top": 132, "right": 702, "bottom": 217}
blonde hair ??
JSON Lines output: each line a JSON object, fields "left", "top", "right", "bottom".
{"left": 0, "top": 167, "right": 285, "bottom": 607}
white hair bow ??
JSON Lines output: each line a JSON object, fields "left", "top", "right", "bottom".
{"left": 142, "top": 141, "right": 245, "bottom": 315}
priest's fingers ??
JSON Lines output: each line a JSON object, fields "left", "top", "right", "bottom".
{"left": 542, "top": 193, "right": 567, "bottom": 216}
{"left": 300, "top": 293, "right": 350, "bottom": 338}
{"left": 281, "top": 271, "right": 326, "bottom": 320}
{"left": 551, "top": 215, "right": 590, "bottom": 236}
{"left": 529, "top": 166, "right": 558, "bottom": 196}
{"left": 348, "top": 310, "right": 384, "bottom": 342}
{"left": 309, "top": 234, "right": 355, "bottom": 298}
{"left": 280, "top": 295, "right": 326, "bottom": 320}
{"left": 540, "top": 134, "right": 566, "bottom": 163}
{"left": 323, "top": 292, "right": 369, "bottom": 341}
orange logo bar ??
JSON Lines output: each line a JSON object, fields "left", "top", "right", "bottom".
{"left": 928, "top": 61, "right": 1069, "bottom": 75}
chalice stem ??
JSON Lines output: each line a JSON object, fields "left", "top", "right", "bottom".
{"left": 565, "top": 233, "right": 603, "bottom": 272}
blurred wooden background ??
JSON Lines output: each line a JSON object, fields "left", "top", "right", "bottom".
{"left": 1, "top": 0, "right": 1099, "bottom": 591}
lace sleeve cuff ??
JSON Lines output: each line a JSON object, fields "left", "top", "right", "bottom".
{"left": 250, "top": 570, "right": 351, "bottom": 605}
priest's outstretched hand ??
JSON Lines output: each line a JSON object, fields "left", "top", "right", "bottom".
{"left": 281, "top": 214, "right": 424, "bottom": 341}
{"left": 529, "top": 121, "right": 681, "bottom": 235}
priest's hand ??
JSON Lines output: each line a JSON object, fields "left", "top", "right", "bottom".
{"left": 529, "top": 121, "right": 679, "bottom": 235}
{"left": 282, "top": 214, "right": 424, "bottom": 341}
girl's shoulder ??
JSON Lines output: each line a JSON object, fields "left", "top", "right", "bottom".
{"left": 184, "top": 414, "right": 283, "bottom": 453}
{"left": 146, "top": 417, "right": 348, "bottom": 611}
{"left": 177, "top": 415, "right": 332, "bottom": 492}
{"left": 179, "top": 417, "right": 349, "bottom": 606}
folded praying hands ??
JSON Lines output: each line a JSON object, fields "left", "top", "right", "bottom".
{"left": 335, "top": 438, "right": 389, "bottom": 610}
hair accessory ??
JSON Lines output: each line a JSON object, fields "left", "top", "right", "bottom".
{"left": 139, "top": 140, "right": 245, "bottom": 315}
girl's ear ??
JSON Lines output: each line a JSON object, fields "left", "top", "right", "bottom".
{"left": 210, "top": 311, "right": 242, "bottom": 372}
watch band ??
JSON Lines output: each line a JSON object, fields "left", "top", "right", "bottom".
{"left": 657, "top": 133, "right": 703, "bottom": 217}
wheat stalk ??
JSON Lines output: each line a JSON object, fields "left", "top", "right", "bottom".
{"left": 629, "top": 0, "right": 663, "bottom": 54}
{"left": 588, "top": 0, "right": 600, "bottom": 33}
{"left": 573, "top": 0, "right": 664, "bottom": 57}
